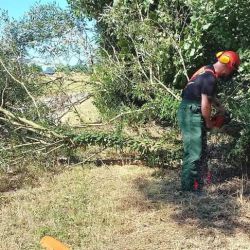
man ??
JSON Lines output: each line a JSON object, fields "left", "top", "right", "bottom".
{"left": 177, "top": 51, "right": 240, "bottom": 192}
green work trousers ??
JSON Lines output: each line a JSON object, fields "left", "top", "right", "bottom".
{"left": 177, "top": 100, "right": 207, "bottom": 191}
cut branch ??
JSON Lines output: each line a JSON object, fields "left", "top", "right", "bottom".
{"left": 0, "top": 56, "right": 41, "bottom": 117}
{"left": 0, "top": 106, "right": 65, "bottom": 139}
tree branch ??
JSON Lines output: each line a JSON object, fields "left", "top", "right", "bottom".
{"left": 0, "top": 56, "right": 41, "bottom": 117}
{"left": 0, "top": 106, "right": 65, "bottom": 139}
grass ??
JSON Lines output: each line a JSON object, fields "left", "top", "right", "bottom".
{"left": 60, "top": 97, "right": 101, "bottom": 125}
{"left": 0, "top": 166, "right": 89, "bottom": 249}
{"left": 40, "top": 72, "right": 101, "bottom": 125}
{"left": 0, "top": 164, "right": 250, "bottom": 249}
{"left": 41, "top": 72, "right": 92, "bottom": 95}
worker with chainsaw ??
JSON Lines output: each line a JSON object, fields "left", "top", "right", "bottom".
{"left": 177, "top": 51, "right": 240, "bottom": 192}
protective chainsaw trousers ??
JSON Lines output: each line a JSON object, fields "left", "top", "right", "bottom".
{"left": 177, "top": 100, "right": 207, "bottom": 191}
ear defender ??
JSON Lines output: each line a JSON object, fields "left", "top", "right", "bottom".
{"left": 216, "top": 51, "right": 230, "bottom": 64}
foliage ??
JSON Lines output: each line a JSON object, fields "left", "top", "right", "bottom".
{"left": 56, "top": 63, "right": 90, "bottom": 73}
{"left": 5, "top": 2, "right": 95, "bottom": 67}
{"left": 71, "top": 130, "right": 181, "bottom": 167}
{"left": 0, "top": 13, "right": 46, "bottom": 118}
{"left": 0, "top": 8, "right": 66, "bottom": 169}
{"left": 67, "top": 0, "right": 112, "bottom": 19}
{"left": 0, "top": 31, "right": 179, "bottom": 172}
{"left": 0, "top": 1, "right": 93, "bottom": 112}
{"left": 1, "top": 0, "right": 250, "bottom": 170}
{"left": 68, "top": 0, "right": 250, "bottom": 166}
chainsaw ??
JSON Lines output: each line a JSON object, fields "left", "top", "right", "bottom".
{"left": 211, "top": 111, "right": 232, "bottom": 128}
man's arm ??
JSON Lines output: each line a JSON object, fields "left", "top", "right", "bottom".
{"left": 201, "top": 94, "right": 214, "bottom": 128}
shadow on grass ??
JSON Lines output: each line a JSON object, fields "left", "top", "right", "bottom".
{"left": 0, "top": 153, "right": 137, "bottom": 193}
{"left": 0, "top": 164, "right": 66, "bottom": 193}
{"left": 134, "top": 168, "right": 250, "bottom": 236}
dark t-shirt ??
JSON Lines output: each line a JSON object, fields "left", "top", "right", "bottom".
{"left": 182, "top": 65, "right": 217, "bottom": 102}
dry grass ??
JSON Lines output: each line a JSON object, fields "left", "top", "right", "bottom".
{"left": 42, "top": 72, "right": 101, "bottom": 125}
{"left": 41, "top": 72, "right": 92, "bottom": 94}
{"left": 0, "top": 164, "right": 250, "bottom": 250}
{"left": 60, "top": 97, "right": 101, "bottom": 124}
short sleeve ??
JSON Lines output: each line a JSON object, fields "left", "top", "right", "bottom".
{"left": 200, "top": 73, "right": 216, "bottom": 97}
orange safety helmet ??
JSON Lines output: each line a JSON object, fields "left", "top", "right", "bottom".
{"left": 216, "top": 51, "right": 240, "bottom": 71}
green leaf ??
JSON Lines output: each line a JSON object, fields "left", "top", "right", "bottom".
{"left": 202, "top": 23, "right": 211, "bottom": 30}
{"left": 189, "top": 48, "right": 195, "bottom": 57}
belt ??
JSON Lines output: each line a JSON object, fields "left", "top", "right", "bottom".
{"left": 180, "top": 99, "right": 201, "bottom": 114}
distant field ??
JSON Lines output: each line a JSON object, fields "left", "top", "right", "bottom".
{"left": 41, "top": 72, "right": 92, "bottom": 94}
{"left": 40, "top": 72, "right": 101, "bottom": 125}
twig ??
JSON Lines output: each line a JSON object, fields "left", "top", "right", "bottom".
{"left": 0, "top": 106, "right": 65, "bottom": 139}
{"left": 128, "top": 35, "right": 181, "bottom": 101}
{"left": 26, "top": 136, "right": 49, "bottom": 144}
{"left": 17, "top": 146, "right": 48, "bottom": 155}
{"left": 1, "top": 77, "right": 8, "bottom": 107}
{"left": 152, "top": 21, "right": 189, "bottom": 81}
{"left": 52, "top": 78, "right": 87, "bottom": 123}
{"left": 46, "top": 144, "right": 65, "bottom": 154}
{"left": 72, "top": 106, "right": 153, "bottom": 128}
{"left": 4, "top": 142, "right": 42, "bottom": 150}
{"left": 108, "top": 107, "right": 151, "bottom": 122}
{"left": 56, "top": 94, "right": 92, "bottom": 121}
{"left": 153, "top": 77, "right": 181, "bottom": 100}
{"left": 70, "top": 148, "right": 106, "bottom": 167}
{"left": 0, "top": 56, "right": 41, "bottom": 118}
{"left": 41, "top": 77, "right": 63, "bottom": 85}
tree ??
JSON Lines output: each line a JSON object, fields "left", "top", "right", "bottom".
{"left": 0, "top": 3, "right": 95, "bottom": 169}
{"left": 67, "top": 0, "right": 250, "bottom": 166}
{"left": 67, "top": 0, "right": 112, "bottom": 19}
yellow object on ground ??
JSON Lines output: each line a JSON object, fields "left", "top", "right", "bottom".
{"left": 40, "top": 236, "right": 70, "bottom": 250}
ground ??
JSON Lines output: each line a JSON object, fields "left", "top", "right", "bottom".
{"left": 0, "top": 164, "right": 250, "bottom": 249}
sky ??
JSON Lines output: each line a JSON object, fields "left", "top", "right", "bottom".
{"left": 0, "top": 0, "right": 96, "bottom": 68}
{"left": 0, "top": 0, "right": 69, "bottom": 19}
